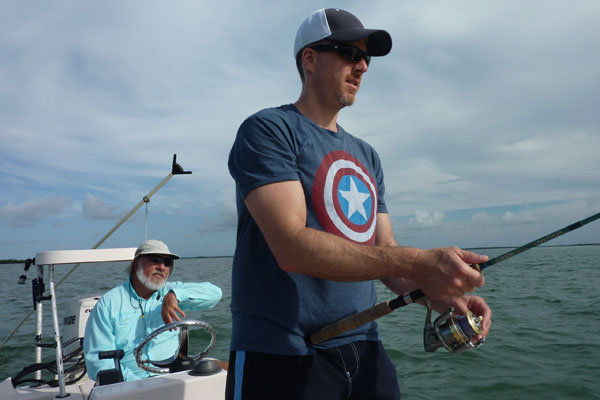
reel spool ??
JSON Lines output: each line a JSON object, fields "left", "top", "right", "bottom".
{"left": 423, "top": 297, "right": 484, "bottom": 354}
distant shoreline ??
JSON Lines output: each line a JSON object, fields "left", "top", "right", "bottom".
{"left": 181, "top": 255, "right": 234, "bottom": 260}
{"left": 2, "top": 243, "right": 599, "bottom": 264}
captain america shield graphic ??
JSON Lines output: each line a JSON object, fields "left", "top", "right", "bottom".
{"left": 312, "top": 151, "right": 377, "bottom": 244}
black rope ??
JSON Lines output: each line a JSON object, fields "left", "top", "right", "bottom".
{"left": 11, "top": 339, "right": 87, "bottom": 388}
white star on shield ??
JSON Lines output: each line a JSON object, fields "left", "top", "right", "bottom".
{"left": 338, "top": 176, "right": 370, "bottom": 220}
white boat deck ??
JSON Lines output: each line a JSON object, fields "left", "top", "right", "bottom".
{"left": 1, "top": 366, "right": 227, "bottom": 400}
{"left": 0, "top": 376, "right": 95, "bottom": 400}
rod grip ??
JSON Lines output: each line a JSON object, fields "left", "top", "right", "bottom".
{"left": 309, "top": 300, "right": 394, "bottom": 345}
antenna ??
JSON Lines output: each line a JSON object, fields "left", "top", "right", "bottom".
{"left": 172, "top": 154, "right": 192, "bottom": 175}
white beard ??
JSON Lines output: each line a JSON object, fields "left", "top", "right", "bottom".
{"left": 136, "top": 266, "right": 168, "bottom": 291}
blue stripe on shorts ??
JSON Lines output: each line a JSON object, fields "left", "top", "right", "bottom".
{"left": 234, "top": 350, "right": 246, "bottom": 400}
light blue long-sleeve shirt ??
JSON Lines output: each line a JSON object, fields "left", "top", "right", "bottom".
{"left": 83, "top": 278, "right": 222, "bottom": 381}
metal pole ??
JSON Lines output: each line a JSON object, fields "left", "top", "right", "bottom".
{"left": 48, "top": 265, "right": 68, "bottom": 398}
{"left": 53, "top": 172, "right": 174, "bottom": 290}
{"left": 34, "top": 265, "right": 43, "bottom": 381}
{"left": 0, "top": 155, "right": 191, "bottom": 351}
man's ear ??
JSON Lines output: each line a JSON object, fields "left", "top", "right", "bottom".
{"left": 302, "top": 48, "right": 317, "bottom": 75}
{"left": 130, "top": 258, "right": 139, "bottom": 276}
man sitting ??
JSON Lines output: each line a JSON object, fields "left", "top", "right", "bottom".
{"left": 83, "top": 239, "right": 222, "bottom": 381}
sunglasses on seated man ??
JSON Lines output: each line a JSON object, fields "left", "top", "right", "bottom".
{"left": 144, "top": 255, "right": 174, "bottom": 267}
{"left": 310, "top": 44, "right": 371, "bottom": 66}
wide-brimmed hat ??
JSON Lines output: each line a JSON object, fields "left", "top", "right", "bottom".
{"left": 294, "top": 8, "right": 392, "bottom": 58}
{"left": 134, "top": 239, "right": 180, "bottom": 259}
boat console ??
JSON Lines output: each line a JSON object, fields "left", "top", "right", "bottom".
{"left": 3, "top": 247, "right": 227, "bottom": 400}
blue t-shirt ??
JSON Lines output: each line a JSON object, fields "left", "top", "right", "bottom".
{"left": 228, "top": 104, "right": 387, "bottom": 355}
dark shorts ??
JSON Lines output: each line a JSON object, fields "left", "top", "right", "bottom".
{"left": 225, "top": 340, "right": 401, "bottom": 400}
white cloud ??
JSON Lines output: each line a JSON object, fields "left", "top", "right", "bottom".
{"left": 0, "top": 196, "right": 72, "bottom": 227}
{"left": 409, "top": 210, "right": 445, "bottom": 227}
{"left": 501, "top": 210, "right": 540, "bottom": 224}
{"left": 501, "top": 212, "right": 515, "bottom": 223}
{"left": 81, "top": 194, "right": 120, "bottom": 220}
{"left": 0, "top": 0, "right": 599, "bottom": 257}
{"left": 472, "top": 212, "right": 497, "bottom": 224}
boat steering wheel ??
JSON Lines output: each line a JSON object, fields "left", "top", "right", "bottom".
{"left": 135, "top": 319, "right": 216, "bottom": 374}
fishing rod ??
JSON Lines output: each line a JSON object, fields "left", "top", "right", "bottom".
{"left": 0, "top": 154, "right": 191, "bottom": 351}
{"left": 309, "top": 212, "right": 600, "bottom": 352}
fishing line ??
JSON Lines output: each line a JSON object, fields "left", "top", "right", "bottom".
{"left": 1, "top": 155, "right": 191, "bottom": 351}
{"left": 309, "top": 211, "right": 600, "bottom": 346}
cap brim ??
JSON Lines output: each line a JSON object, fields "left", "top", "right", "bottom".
{"left": 136, "top": 251, "right": 180, "bottom": 259}
{"left": 328, "top": 28, "right": 392, "bottom": 56}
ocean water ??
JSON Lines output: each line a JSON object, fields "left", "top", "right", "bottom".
{"left": 1, "top": 245, "right": 599, "bottom": 399}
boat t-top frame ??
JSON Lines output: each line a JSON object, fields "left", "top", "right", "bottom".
{"left": 33, "top": 248, "right": 136, "bottom": 398}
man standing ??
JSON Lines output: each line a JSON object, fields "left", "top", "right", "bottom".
{"left": 83, "top": 239, "right": 222, "bottom": 381}
{"left": 227, "top": 8, "right": 491, "bottom": 399}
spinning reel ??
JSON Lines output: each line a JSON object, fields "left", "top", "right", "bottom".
{"left": 309, "top": 213, "right": 600, "bottom": 352}
{"left": 423, "top": 297, "right": 484, "bottom": 354}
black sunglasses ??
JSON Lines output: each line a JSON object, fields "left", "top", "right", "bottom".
{"left": 310, "top": 44, "right": 371, "bottom": 66}
{"left": 145, "top": 255, "right": 174, "bottom": 267}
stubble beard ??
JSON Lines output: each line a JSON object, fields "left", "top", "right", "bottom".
{"left": 337, "top": 72, "right": 360, "bottom": 107}
{"left": 338, "top": 93, "right": 355, "bottom": 107}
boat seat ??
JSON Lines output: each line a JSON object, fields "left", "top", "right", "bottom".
{"left": 96, "top": 350, "right": 125, "bottom": 386}
{"left": 96, "top": 369, "right": 124, "bottom": 386}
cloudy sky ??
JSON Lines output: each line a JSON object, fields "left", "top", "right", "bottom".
{"left": 1, "top": 0, "right": 599, "bottom": 259}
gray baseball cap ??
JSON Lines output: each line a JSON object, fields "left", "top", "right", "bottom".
{"left": 294, "top": 8, "right": 392, "bottom": 58}
{"left": 134, "top": 239, "right": 180, "bottom": 259}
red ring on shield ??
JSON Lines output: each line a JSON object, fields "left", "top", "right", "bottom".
{"left": 331, "top": 168, "right": 375, "bottom": 233}
{"left": 312, "top": 151, "right": 377, "bottom": 244}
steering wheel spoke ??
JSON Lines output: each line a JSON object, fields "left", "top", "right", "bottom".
{"left": 135, "top": 319, "right": 216, "bottom": 374}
